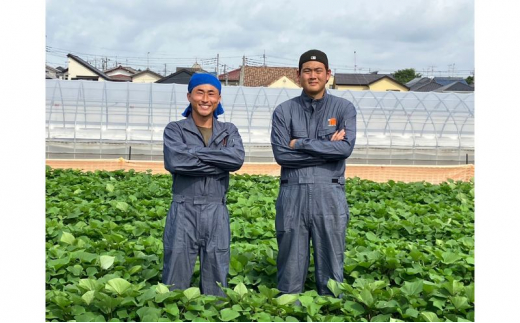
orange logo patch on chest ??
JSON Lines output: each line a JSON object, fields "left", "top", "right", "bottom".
{"left": 328, "top": 118, "right": 337, "bottom": 127}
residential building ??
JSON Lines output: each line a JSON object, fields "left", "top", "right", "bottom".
{"left": 66, "top": 54, "right": 111, "bottom": 81}
{"left": 406, "top": 77, "right": 474, "bottom": 93}
{"left": 333, "top": 73, "right": 408, "bottom": 91}
{"left": 132, "top": 69, "right": 163, "bottom": 83}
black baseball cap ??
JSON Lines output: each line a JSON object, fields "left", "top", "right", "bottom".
{"left": 299, "top": 49, "right": 329, "bottom": 71}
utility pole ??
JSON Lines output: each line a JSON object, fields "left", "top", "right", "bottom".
{"left": 263, "top": 50, "right": 266, "bottom": 67}
{"left": 164, "top": 64, "right": 167, "bottom": 76}
{"left": 239, "top": 55, "right": 246, "bottom": 86}
{"left": 224, "top": 64, "right": 228, "bottom": 86}
{"left": 147, "top": 52, "right": 150, "bottom": 69}
{"left": 215, "top": 54, "right": 220, "bottom": 75}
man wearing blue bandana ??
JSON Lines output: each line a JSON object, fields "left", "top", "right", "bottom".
{"left": 162, "top": 73, "right": 245, "bottom": 296}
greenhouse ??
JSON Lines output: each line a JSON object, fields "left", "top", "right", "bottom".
{"left": 46, "top": 79, "right": 474, "bottom": 165}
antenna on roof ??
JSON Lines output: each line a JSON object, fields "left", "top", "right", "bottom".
{"left": 354, "top": 51, "right": 357, "bottom": 73}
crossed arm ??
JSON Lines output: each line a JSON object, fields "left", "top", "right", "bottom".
{"left": 163, "top": 123, "right": 245, "bottom": 176}
{"left": 271, "top": 105, "right": 356, "bottom": 168}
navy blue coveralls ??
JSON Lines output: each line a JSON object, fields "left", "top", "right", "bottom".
{"left": 271, "top": 90, "right": 357, "bottom": 295}
{"left": 162, "top": 114, "right": 245, "bottom": 296}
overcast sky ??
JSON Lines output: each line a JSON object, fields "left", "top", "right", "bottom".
{"left": 46, "top": 0, "right": 474, "bottom": 77}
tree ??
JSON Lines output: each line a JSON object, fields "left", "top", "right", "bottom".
{"left": 466, "top": 75, "right": 474, "bottom": 85}
{"left": 392, "top": 68, "right": 422, "bottom": 85}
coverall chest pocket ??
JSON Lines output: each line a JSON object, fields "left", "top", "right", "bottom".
{"left": 212, "top": 132, "right": 229, "bottom": 148}
{"left": 291, "top": 129, "right": 308, "bottom": 139}
{"left": 318, "top": 127, "right": 337, "bottom": 140}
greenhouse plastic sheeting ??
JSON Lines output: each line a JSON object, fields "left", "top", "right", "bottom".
{"left": 46, "top": 79, "right": 474, "bottom": 165}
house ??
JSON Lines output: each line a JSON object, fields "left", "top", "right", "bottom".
{"left": 406, "top": 77, "right": 474, "bottom": 93}
{"left": 434, "top": 82, "right": 474, "bottom": 93}
{"left": 46, "top": 65, "right": 58, "bottom": 79}
{"left": 217, "top": 66, "right": 334, "bottom": 89}
{"left": 102, "top": 65, "right": 138, "bottom": 81}
{"left": 131, "top": 69, "right": 163, "bottom": 83}
{"left": 55, "top": 66, "right": 68, "bottom": 79}
{"left": 432, "top": 77, "right": 468, "bottom": 86}
{"left": 218, "top": 68, "right": 241, "bottom": 86}
{"left": 406, "top": 77, "right": 443, "bottom": 92}
{"left": 104, "top": 65, "right": 138, "bottom": 77}
{"left": 66, "top": 53, "right": 111, "bottom": 81}
{"left": 333, "top": 73, "right": 409, "bottom": 91}
{"left": 219, "top": 66, "right": 301, "bottom": 88}
{"left": 156, "top": 68, "right": 198, "bottom": 84}
{"left": 243, "top": 66, "right": 300, "bottom": 88}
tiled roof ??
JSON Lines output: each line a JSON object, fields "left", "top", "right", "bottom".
{"left": 132, "top": 69, "right": 163, "bottom": 79}
{"left": 104, "top": 65, "right": 138, "bottom": 74}
{"left": 218, "top": 66, "right": 299, "bottom": 87}
{"left": 67, "top": 54, "right": 111, "bottom": 80}
{"left": 156, "top": 69, "right": 197, "bottom": 84}
{"left": 108, "top": 74, "right": 132, "bottom": 82}
{"left": 406, "top": 77, "right": 442, "bottom": 91}
{"left": 414, "top": 82, "right": 443, "bottom": 92}
{"left": 243, "top": 66, "right": 299, "bottom": 87}
{"left": 433, "top": 77, "right": 468, "bottom": 86}
{"left": 434, "top": 81, "right": 474, "bottom": 92}
{"left": 218, "top": 68, "right": 241, "bottom": 82}
{"left": 334, "top": 73, "right": 400, "bottom": 86}
{"left": 46, "top": 65, "right": 58, "bottom": 73}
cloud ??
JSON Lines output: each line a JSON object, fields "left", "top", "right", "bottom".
{"left": 45, "top": 0, "right": 474, "bottom": 75}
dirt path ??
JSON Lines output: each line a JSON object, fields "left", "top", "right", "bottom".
{"left": 46, "top": 159, "right": 474, "bottom": 184}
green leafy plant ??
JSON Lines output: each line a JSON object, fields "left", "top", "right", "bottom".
{"left": 46, "top": 168, "right": 474, "bottom": 321}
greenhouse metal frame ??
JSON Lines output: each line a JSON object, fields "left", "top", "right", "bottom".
{"left": 46, "top": 79, "right": 474, "bottom": 165}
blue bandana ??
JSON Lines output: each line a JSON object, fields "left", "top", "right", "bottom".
{"left": 182, "top": 73, "right": 224, "bottom": 119}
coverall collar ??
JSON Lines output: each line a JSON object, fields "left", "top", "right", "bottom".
{"left": 181, "top": 114, "right": 228, "bottom": 146}
{"left": 300, "top": 90, "right": 329, "bottom": 113}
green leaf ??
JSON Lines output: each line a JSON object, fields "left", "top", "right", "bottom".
{"left": 105, "top": 278, "right": 132, "bottom": 295}
{"left": 298, "top": 295, "right": 314, "bottom": 307}
{"left": 451, "top": 296, "right": 471, "bottom": 310}
{"left": 164, "top": 303, "right": 179, "bottom": 316}
{"left": 327, "top": 279, "right": 342, "bottom": 297}
{"left": 234, "top": 282, "right": 248, "bottom": 298}
{"left": 276, "top": 294, "right": 299, "bottom": 306}
{"left": 106, "top": 183, "right": 114, "bottom": 192}
{"left": 366, "top": 232, "right": 380, "bottom": 242}
{"left": 401, "top": 280, "right": 423, "bottom": 297}
{"left": 100, "top": 255, "right": 115, "bottom": 270}
{"left": 371, "top": 314, "right": 392, "bottom": 322}
{"left": 115, "top": 201, "right": 129, "bottom": 212}
{"left": 136, "top": 307, "right": 162, "bottom": 322}
{"left": 78, "top": 279, "right": 99, "bottom": 291}
{"left": 82, "top": 291, "right": 95, "bottom": 305}
{"left": 156, "top": 283, "right": 170, "bottom": 294}
{"left": 442, "top": 251, "right": 461, "bottom": 264}
{"left": 60, "top": 232, "right": 76, "bottom": 245}
{"left": 420, "top": 311, "right": 439, "bottom": 322}
{"left": 221, "top": 308, "right": 240, "bottom": 321}
{"left": 285, "top": 316, "right": 299, "bottom": 322}
{"left": 74, "top": 312, "right": 105, "bottom": 322}
{"left": 442, "top": 279, "right": 465, "bottom": 296}
{"left": 70, "top": 305, "right": 86, "bottom": 316}
{"left": 343, "top": 301, "right": 365, "bottom": 315}
{"left": 358, "top": 289, "right": 374, "bottom": 308}
{"left": 184, "top": 287, "right": 201, "bottom": 300}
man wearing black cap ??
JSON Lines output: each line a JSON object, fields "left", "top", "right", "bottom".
{"left": 162, "top": 73, "right": 245, "bottom": 296}
{"left": 271, "top": 49, "right": 357, "bottom": 295}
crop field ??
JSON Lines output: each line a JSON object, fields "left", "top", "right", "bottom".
{"left": 46, "top": 167, "right": 474, "bottom": 322}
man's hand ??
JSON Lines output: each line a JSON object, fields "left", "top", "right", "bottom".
{"left": 289, "top": 139, "right": 297, "bottom": 149}
{"left": 330, "top": 129, "right": 345, "bottom": 141}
